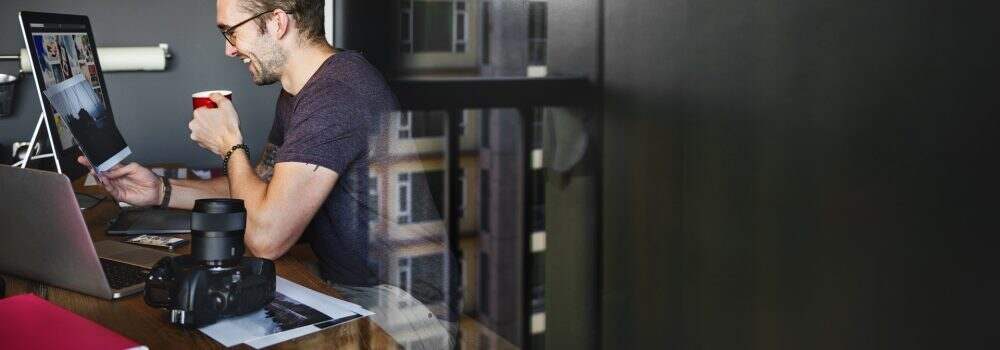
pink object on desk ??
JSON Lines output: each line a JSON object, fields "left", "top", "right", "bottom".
{"left": 0, "top": 294, "right": 143, "bottom": 350}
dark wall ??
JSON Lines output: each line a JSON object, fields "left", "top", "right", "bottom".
{"left": 0, "top": 0, "right": 282, "bottom": 168}
{"left": 602, "top": 0, "right": 998, "bottom": 349}
{"left": 545, "top": 1, "right": 602, "bottom": 349}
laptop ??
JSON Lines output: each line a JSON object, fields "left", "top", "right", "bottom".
{"left": 18, "top": 11, "right": 189, "bottom": 235}
{"left": 0, "top": 165, "right": 175, "bottom": 299}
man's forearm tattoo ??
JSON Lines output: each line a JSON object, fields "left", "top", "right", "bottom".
{"left": 255, "top": 142, "right": 279, "bottom": 182}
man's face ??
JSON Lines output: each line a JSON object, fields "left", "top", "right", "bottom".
{"left": 217, "top": 0, "right": 287, "bottom": 85}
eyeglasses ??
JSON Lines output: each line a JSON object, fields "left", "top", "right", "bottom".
{"left": 220, "top": 9, "right": 291, "bottom": 46}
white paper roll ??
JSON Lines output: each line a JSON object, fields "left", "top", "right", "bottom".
{"left": 96, "top": 46, "right": 167, "bottom": 71}
{"left": 19, "top": 48, "right": 31, "bottom": 73}
{"left": 19, "top": 44, "right": 169, "bottom": 73}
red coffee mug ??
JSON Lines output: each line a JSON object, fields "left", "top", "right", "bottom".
{"left": 192, "top": 90, "right": 233, "bottom": 109}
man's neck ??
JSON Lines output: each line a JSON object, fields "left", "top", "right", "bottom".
{"left": 280, "top": 43, "right": 335, "bottom": 96}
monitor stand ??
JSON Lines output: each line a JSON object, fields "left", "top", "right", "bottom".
{"left": 12, "top": 112, "right": 63, "bottom": 173}
{"left": 16, "top": 113, "right": 102, "bottom": 210}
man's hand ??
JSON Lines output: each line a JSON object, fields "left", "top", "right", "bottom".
{"left": 78, "top": 156, "right": 162, "bottom": 207}
{"left": 190, "top": 93, "right": 243, "bottom": 156}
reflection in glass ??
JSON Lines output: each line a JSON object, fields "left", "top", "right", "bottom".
{"left": 387, "top": 0, "right": 552, "bottom": 347}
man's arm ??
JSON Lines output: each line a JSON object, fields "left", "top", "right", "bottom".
{"left": 167, "top": 176, "right": 230, "bottom": 210}
{"left": 255, "top": 142, "right": 279, "bottom": 182}
{"left": 80, "top": 157, "right": 229, "bottom": 210}
{"left": 166, "top": 142, "right": 276, "bottom": 210}
{"left": 186, "top": 92, "right": 337, "bottom": 259}
{"left": 225, "top": 150, "right": 338, "bottom": 260}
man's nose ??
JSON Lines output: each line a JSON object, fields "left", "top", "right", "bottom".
{"left": 225, "top": 40, "right": 239, "bottom": 57}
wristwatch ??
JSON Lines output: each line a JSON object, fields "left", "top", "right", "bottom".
{"left": 159, "top": 176, "right": 172, "bottom": 208}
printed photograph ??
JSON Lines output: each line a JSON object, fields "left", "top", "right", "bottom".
{"left": 205, "top": 292, "right": 333, "bottom": 341}
{"left": 265, "top": 292, "right": 334, "bottom": 332}
{"left": 43, "top": 74, "right": 128, "bottom": 171}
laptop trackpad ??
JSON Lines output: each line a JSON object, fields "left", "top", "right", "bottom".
{"left": 94, "top": 240, "right": 174, "bottom": 269}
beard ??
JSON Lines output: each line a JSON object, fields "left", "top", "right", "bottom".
{"left": 246, "top": 36, "right": 286, "bottom": 86}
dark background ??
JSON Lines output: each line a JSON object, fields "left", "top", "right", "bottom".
{"left": 1, "top": 0, "right": 998, "bottom": 349}
{"left": 0, "top": 0, "right": 281, "bottom": 168}
{"left": 588, "top": 0, "right": 999, "bottom": 348}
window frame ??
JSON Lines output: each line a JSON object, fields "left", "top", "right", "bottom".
{"left": 398, "top": 172, "right": 412, "bottom": 224}
{"left": 399, "top": 111, "right": 412, "bottom": 138}
{"left": 453, "top": 0, "right": 467, "bottom": 53}
{"left": 398, "top": 252, "right": 448, "bottom": 307}
{"left": 369, "top": 174, "right": 380, "bottom": 227}
{"left": 399, "top": 0, "right": 468, "bottom": 54}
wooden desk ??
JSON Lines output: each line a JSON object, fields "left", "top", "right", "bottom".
{"left": 1, "top": 181, "right": 400, "bottom": 349}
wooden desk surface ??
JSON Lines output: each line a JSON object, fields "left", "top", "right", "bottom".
{"left": 0, "top": 180, "right": 400, "bottom": 349}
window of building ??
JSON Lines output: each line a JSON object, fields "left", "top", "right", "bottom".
{"left": 369, "top": 175, "right": 379, "bottom": 227}
{"left": 459, "top": 110, "right": 469, "bottom": 136}
{"left": 481, "top": 1, "right": 491, "bottom": 65}
{"left": 401, "top": 0, "right": 468, "bottom": 53}
{"left": 480, "top": 112, "right": 490, "bottom": 148}
{"left": 458, "top": 168, "right": 466, "bottom": 218}
{"left": 454, "top": 1, "right": 467, "bottom": 52}
{"left": 399, "top": 253, "right": 446, "bottom": 305}
{"left": 532, "top": 169, "right": 545, "bottom": 232}
{"left": 398, "top": 170, "right": 444, "bottom": 224}
{"left": 401, "top": 0, "right": 413, "bottom": 52}
{"left": 399, "top": 110, "right": 446, "bottom": 139}
{"left": 398, "top": 173, "right": 411, "bottom": 224}
{"left": 480, "top": 169, "right": 490, "bottom": 232}
{"left": 479, "top": 251, "right": 490, "bottom": 315}
{"left": 528, "top": 2, "right": 547, "bottom": 66}
{"left": 398, "top": 255, "right": 411, "bottom": 307}
{"left": 399, "top": 111, "right": 411, "bottom": 138}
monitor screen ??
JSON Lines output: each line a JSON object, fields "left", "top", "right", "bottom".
{"left": 19, "top": 12, "right": 130, "bottom": 175}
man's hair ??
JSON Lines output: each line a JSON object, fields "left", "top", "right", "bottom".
{"left": 242, "top": 0, "right": 326, "bottom": 44}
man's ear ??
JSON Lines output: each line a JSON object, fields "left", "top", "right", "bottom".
{"left": 270, "top": 9, "right": 291, "bottom": 40}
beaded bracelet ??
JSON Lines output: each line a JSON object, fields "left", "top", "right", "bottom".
{"left": 223, "top": 144, "right": 250, "bottom": 176}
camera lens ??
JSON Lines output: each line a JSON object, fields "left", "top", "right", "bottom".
{"left": 191, "top": 198, "right": 246, "bottom": 267}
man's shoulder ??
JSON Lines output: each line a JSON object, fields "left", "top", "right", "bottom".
{"left": 288, "top": 51, "right": 397, "bottom": 121}
{"left": 303, "top": 52, "right": 393, "bottom": 100}
{"left": 290, "top": 81, "right": 364, "bottom": 126}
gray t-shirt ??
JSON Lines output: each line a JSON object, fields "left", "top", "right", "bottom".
{"left": 267, "top": 51, "right": 397, "bottom": 286}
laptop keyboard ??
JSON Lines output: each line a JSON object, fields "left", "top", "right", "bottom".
{"left": 100, "top": 258, "right": 149, "bottom": 290}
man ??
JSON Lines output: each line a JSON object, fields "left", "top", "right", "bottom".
{"left": 80, "top": 0, "right": 397, "bottom": 286}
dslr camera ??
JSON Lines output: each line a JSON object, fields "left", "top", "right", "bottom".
{"left": 144, "top": 199, "right": 276, "bottom": 327}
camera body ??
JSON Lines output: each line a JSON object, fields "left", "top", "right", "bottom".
{"left": 144, "top": 254, "right": 275, "bottom": 327}
{"left": 144, "top": 198, "right": 276, "bottom": 327}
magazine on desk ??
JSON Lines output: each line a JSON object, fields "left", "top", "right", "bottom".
{"left": 199, "top": 277, "right": 374, "bottom": 349}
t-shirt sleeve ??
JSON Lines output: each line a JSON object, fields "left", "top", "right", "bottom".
{"left": 267, "top": 91, "right": 289, "bottom": 146}
{"left": 275, "top": 90, "right": 367, "bottom": 175}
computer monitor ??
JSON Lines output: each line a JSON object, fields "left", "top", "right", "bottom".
{"left": 18, "top": 11, "right": 129, "bottom": 179}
